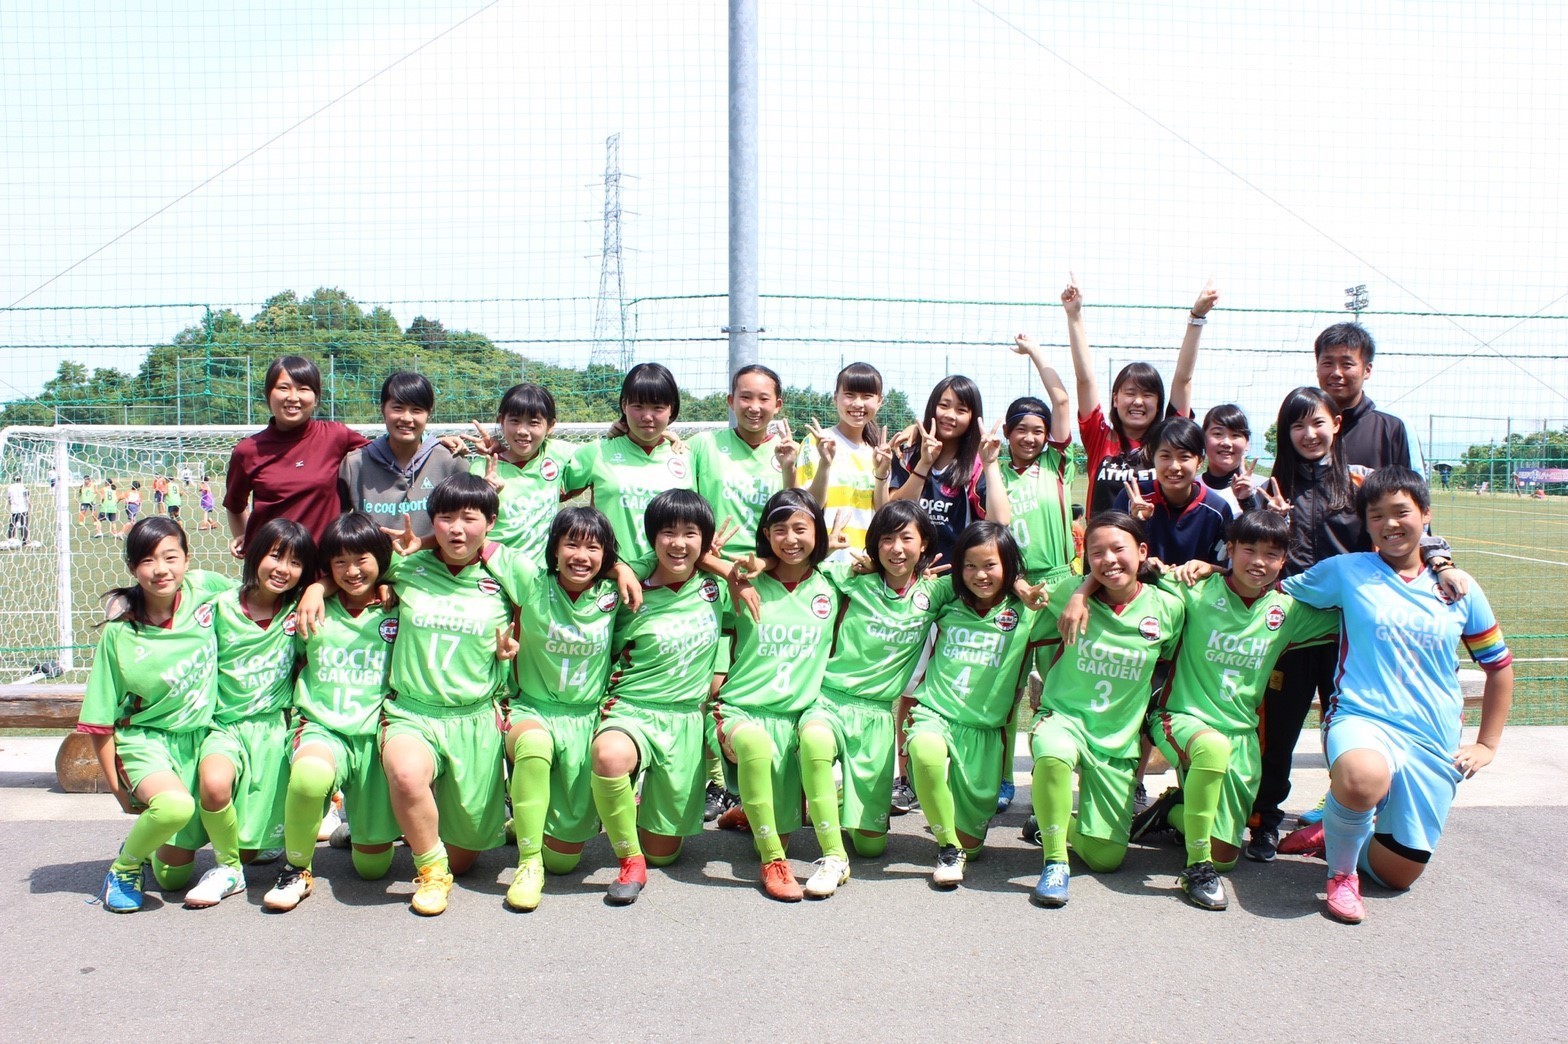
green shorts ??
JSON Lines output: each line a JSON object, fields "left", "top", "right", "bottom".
{"left": 710, "top": 704, "right": 803, "bottom": 836}
{"left": 292, "top": 720, "right": 400, "bottom": 847}
{"left": 800, "top": 689, "right": 895, "bottom": 834}
{"left": 380, "top": 694, "right": 506, "bottom": 852}
{"left": 597, "top": 698, "right": 706, "bottom": 838}
{"left": 906, "top": 707, "right": 1003, "bottom": 841}
{"left": 114, "top": 726, "right": 207, "bottom": 851}
{"left": 507, "top": 697, "right": 602, "bottom": 845}
{"left": 1029, "top": 711, "right": 1137, "bottom": 847}
{"left": 1149, "top": 710, "right": 1260, "bottom": 849}
{"left": 200, "top": 713, "right": 289, "bottom": 850}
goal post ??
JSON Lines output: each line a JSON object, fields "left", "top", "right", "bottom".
{"left": 0, "top": 422, "right": 728, "bottom": 679}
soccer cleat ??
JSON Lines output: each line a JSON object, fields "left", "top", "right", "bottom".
{"left": 1031, "top": 861, "right": 1070, "bottom": 907}
{"left": 317, "top": 806, "right": 342, "bottom": 843}
{"left": 1325, "top": 872, "right": 1365, "bottom": 923}
{"left": 932, "top": 845, "right": 966, "bottom": 887}
{"left": 263, "top": 865, "right": 314, "bottom": 912}
{"left": 890, "top": 776, "right": 919, "bottom": 815}
{"left": 99, "top": 865, "right": 145, "bottom": 913}
{"left": 703, "top": 781, "right": 728, "bottom": 822}
{"left": 1178, "top": 861, "right": 1229, "bottom": 910}
{"left": 716, "top": 803, "right": 751, "bottom": 832}
{"left": 759, "top": 859, "right": 803, "bottom": 902}
{"left": 1020, "top": 814, "right": 1042, "bottom": 846}
{"left": 1298, "top": 793, "right": 1327, "bottom": 826}
{"left": 996, "top": 779, "right": 1016, "bottom": 814}
{"left": 1133, "top": 782, "right": 1151, "bottom": 814}
{"left": 606, "top": 855, "right": 647, "bottom": 906}
{"left": 803, "top": 855, "right": 851, "bottom": 899}
{"left": 1245, "top": 828, "right": 1279, "bottom": 863}
{"left": 1279, "top": 821, "right": 1326, "bottom": 858}
{"left": 184, "top": 865, "right": 246, "bottom": 908}
{"left": 411, "top": 863, "right": 455, "bottom": 916}
{"left": 254, "top": 848, "right": 283, "bottom": 865}
{"left": 1130, "top": 786, "right": 1183, "bottom": 843}
{"left": 505, "top": 859, "right": 545, "bottom": 912}
{"left": 329, "top": 821, "right": 352, "bottom": 849}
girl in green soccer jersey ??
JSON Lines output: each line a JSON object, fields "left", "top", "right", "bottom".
{"left": 794, "top": 362, "right": 887, "bottom": 564}
{"left": 184, "top": 518, "right": 315, "bottom": 908}
{"left": 712, "top": 488, "right": 843, "bottom": 902}
{"left": 796, "top": 500, "right": 946, "bottom": 898}
{"left": 500, "top": 506, "right": 623, "bottom": 912}
{"left": 1129, "top": 510, "right": 1338, "bottom": 910}
{"left": 79, "top": 517, "right": 233, "bottom": 912}
{"left": 906, "top": 521, "right": 1049, "bottom": 888}
{"left": 465, "top": 382, "right": 576, "bottom": 566}
{"left": 264, "top": 513, "right": 400, "bottom": 912}
{"left": 561, "top": 363, "right": 695, "bottom": 569}
{"left": 590, "top": 490, "right": 728, "bottom": 905}
{"left": 1027, "top": 512, "right": 1185, "bottom": 907}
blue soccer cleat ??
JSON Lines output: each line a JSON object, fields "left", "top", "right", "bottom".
{"left": 1032, "top": 861, "right": 1070, "bottom": 907}
{"left": 100, "top": 864, "right": 145, "bottom": 913}
{"left": 996, "top": 779, "right": 1016, "bottom": 813}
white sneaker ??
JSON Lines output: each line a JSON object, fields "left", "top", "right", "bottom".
{"left": 184, "top": 865, "right": 245, "bottom": 908}
{"left": 803, "top": 855, "right": 851, "bottom": 899}
{"left": 328, "top": 821, "right": 352, "bottom": 849}
{"left": 263, "top": 866, "right": 314, "bottom": 912}
{"left": 317, "top": 808, "right": 342, "bottom": 843}
{"left": 932, "top": 845, "right": 966, "bottom": 887}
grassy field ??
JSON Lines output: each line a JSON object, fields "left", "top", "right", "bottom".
{"left": 2, "top": 478, "right": 1564, "bottom": 722}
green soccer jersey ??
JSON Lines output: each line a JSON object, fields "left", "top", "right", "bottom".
{"left": 917, "top": 593, "right": 1050, "bottom": 729}
{"left": 606, "top": 574, "right": 728, "bottom": 708}
{"left": 1037, "top": 577, "right": 1186, "bottom": 760}
{"left": 385, "top": 546, "right": 516, "bottom": 708}
{"left": 79, "top": 570, "right": 233, "bottom": 733}
{"left": 473, "top": 439, "right": 574, "bottom": 565}
{"left": 999, "top": 447, "right": 1077, "bottom": 582}
{"left": 561, "top": 435, "right": 696, "bottom": 567}
{"left": 166, "top": 484, "right": 182, "bottom": 508}
{"left": 211, "top": 588, "right": 299, "bottom": 723}
{"left": 294, "top": 595, "right": 397, "bottom": 736}
{"left": 495, "top": 553, "right": 620, "bottom": 708}
{"left": 98, "top": 487, "right": 118, "bottom": 513}
{"left": 819, "top": 563, "right": 951, "bottom": 705}
{"left": 718, "top": 570, "right": 842, "bottom": 715}
{"left": 1161, "top": 574, "right": 1339, "bottom": 733}
{"left": 689, "top": 427, "right": 785, "bottom": 556}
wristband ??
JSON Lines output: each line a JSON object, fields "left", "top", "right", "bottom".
{"left": 911, "top": 470, "right": 929, "bottom": 481}
{"left": 1187, "top": 313, "right": 1207, "bottom": 326}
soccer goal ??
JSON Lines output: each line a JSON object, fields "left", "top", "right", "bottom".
{"left": 0, "top": 422, "right": 728, "bottom": 676}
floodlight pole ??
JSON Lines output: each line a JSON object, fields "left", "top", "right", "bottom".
{"left": 726, "top": 0, "right": 761, "bottom": 378}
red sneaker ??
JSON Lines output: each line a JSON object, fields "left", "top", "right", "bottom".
{"left": 759, "top": 858, "right": 802, "bottom": 902}
{"left": 1279, "top": 821, "right": 1325, "bottom": 857}
{"left": 717, "top": 804, "right": 751, "bottom": 832}
{"left": 1325, "top": 872, "right": 1364, "bottom": 923}
{"left": 607, "top": 855, "right": 647, "bottom": 906}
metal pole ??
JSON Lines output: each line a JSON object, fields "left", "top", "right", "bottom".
{"left": 726, "top": 0, "right": 760, "bottom": 378}
{"left": 54, "top": 434, "right": 74, "bottom": 672}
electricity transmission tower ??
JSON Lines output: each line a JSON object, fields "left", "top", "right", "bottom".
{"left": 591, "top": 134, "right": 629, "bottom": 370}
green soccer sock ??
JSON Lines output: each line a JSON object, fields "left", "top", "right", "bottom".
{"left": 798, "top": 724, "right": 847, "bottom": 860}
{"left": 591, "top": 772, "right": 643, "bottom": 860}
{"left": 413, "top": 844, "right": 449, "bottom": 876}
{"left": 283, "top": 756, "right": 335, "bottom": 870}
{"left": 350, "top": 846, "right": 393, "bottom": 881}
{"left": 1179, "top": 731, "right": 1230, "bottom": 867}
{"left": 1068, "top": 818, "right": 1127, "bottom": 873}
{"left": 151, "top": 854, "right": 195, "bottom": 891}
{"left": 850, "top": 831, "right": 887, "bottom": 858}
{"left": 112, "top": 789, "right": 195, "bottom": 873}
{"left": 731, "top": 726, "right": 786, "bottom": 863}
{"left": 705, "top": 746, "right": 725, "bottom": 788}
{"left": 646, "top": 845, "right": 682, "bottom": 868}
{"left": 510, "top": 730, "right": 554, "bottom": 863}
{"left": 1031, "top": 755, "right": 1073, "bottom": 863}
{"left": 199, "top": 800, "right": 243, "bottom": 871}
{"left": 907, "top": 732, "right": 958, "bottom": 848}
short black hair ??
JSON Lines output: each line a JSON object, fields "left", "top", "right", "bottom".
{"left": 1227, "top": 508, "right": 1289, "bottom": 552}
{"left": 242, "top": 518, "right": 317, "bottom": 600}
{"left": 428, "top": 472, "right": 499, "bottom": 521}
{"left": 380, "top": 371, "right": 435, "bottom": 411}
{"left": 950, "top": 520, "right": 1021, "bottom": 609}
{"left": 319, "top": 512, "right": 393, "bottom": 580}
{"left": 1003, "top": 396, "right": 1051, "bottom": 434}
{"left": 103, "top": 516, "right": 189, "bottom": 629}
{"left": 1108, "top": 362, "right": 1166, "bottom": 447}
{"left": 643, "top": 489, "right": 715, "bottom": 551}
{"left": 863, "top": 500, "right": 937, "bottom": 580}
{"left": 732, "top": 364, "right": 783, "bottom": 398}
{"left": 1084, "top": 511, "right": 1162, "bottom": 583}
{"left": 1314, "top": 322, "right": 1377, "bottom": 365}
{"left": 1201, "top": 403, "right": 1251, "bottom": 438}
{"left": 547, "top": 506, "right": 619, "bottom": 582}
{"left": 1148, "top": 416, "right": 1205, "bottom": 458}
{"left": 498, "top": 383, "right": 557, "bottom": 424}
{"left": 1356, "top": 465, "right": 1430, "bottom": 524}
{"left": 755, "top": 488, "right": 829, "bottom": 568}
{"left": 264, "top": 355, "right": 322, "bottom": 399}
{"left": 620, "top": 363, "right": 681, "bottom": 421}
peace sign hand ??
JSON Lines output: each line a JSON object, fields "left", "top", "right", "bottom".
{"left": 482, "top": 451, "right": 504, "bottom": 493}
{"left": 871, "top": 425, "right": 894, "bottom": 481}
{"left": 494, "top": 625, "right": 519, "bottom": 663}
{"left": 921, "top": 553, "right": 951, "bottom": 582}
{"left": 917, "top": 418, "right": 942, "bottom": 469}
{"left": 979, "top": 418, "right": 1005, "bottom": 466}
{"left": 711, "top": 518, "right": 741, "bottom": 557}
{"left": 1232, "top": 457, "right": 1259, "bottom": 502}
{"left": 463, "top": 419, "right": 502, "bottom": 457}
{"left": 1263, "top": 477, "right": 1292, "bottom": 516}
{"left": 806, "top": 417, "right": 837, "bottom": 468}
{"left": 1124, "top": 479, "right": 1155, "bottom": 521}
{"left": 827, "top": 510, "right": 851, "bottom": 551}
{"left": 1018, "top": 579, "right": 1049, "bottom": 611}
{"left": 772, "top": 419, "right": 799, "bottom": 471}
{"left": 380, "top": 515, "right": 422, "bottom": 557}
